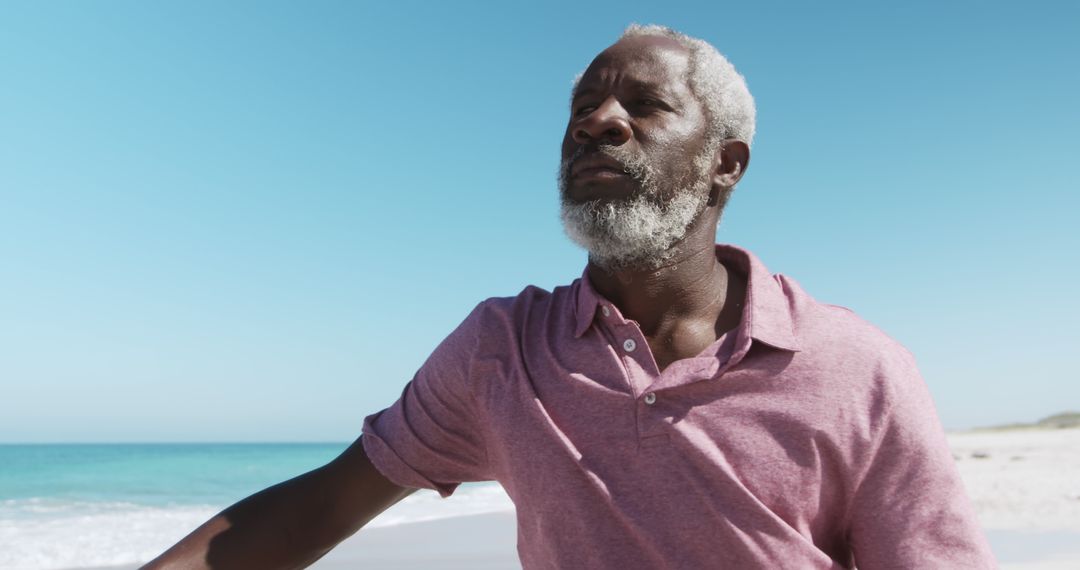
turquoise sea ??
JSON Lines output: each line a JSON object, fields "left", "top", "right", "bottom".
{"left": 0, "top": 443, "right": 512, "bottom": 569}
{"left": 0, "top": 443, "right": 347, "bottom": 508}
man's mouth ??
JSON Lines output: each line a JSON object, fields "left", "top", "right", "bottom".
{"left": 573, "top": 166, "right": 629, "bottom": 180}
{"left": 569, "top": 153, "right": 631, "bottom": 180}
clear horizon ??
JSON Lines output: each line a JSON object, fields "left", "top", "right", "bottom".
{"left": 1, "top": 1, "right": 1077, "bottom": 442}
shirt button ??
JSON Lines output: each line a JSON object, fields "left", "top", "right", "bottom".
{"left": 601, "top": 305, "right": 610, "bottom": 317}
{"left": 644, "top": 392, "right": 657, "bottom": 405}
{"left": 622, "top": 338, "right": 636, "bottom": 352}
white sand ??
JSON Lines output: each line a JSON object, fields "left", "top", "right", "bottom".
{"left": 304, "top": 430, "right": 1080, "bottom": 569}
{"left": 74, "top": 428, "right": 1080, "bottom": 569}
{"left": 290, "top": 427, "right": 1080, "bottom": 569}
{"left": 949, "top": 428, "right": 1080, "bottom": 532}
{"left": 313, "top": 511, "right": 518, "bottom": 569}
{"left": 70, "top": 512, "right": 519, "bottom": 570}
{"left": 949, "top": 427, "right": 1080, "bottom": 569}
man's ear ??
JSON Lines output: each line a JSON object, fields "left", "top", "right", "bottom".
{"left": 711, "top": 139, "right": 750, "bottom": 191}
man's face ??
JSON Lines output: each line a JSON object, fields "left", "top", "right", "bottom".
{"left": 559, "top": 36, "right": 715, "bottom": 269}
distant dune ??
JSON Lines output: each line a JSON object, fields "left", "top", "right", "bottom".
{"left": 974, "top": 411, "right": 1080, "bottom": 432}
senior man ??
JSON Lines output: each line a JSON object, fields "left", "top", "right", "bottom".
{"left": 148, "top": 25, "right": 995, "bottom": 569}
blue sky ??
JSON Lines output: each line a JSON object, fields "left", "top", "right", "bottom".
{"left": 1, "top": 1, "right": 1076, "bottom": 442}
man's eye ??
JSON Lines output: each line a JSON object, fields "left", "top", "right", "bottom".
{"left": 574, "top": 106, "right": 596, "bottom": 117}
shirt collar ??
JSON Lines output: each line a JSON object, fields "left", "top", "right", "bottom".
{"left": 572, "top": 244, "right": 801, "bottom": 352}
{"left": 573, "top": 269, "right": 603, "bottom": 338}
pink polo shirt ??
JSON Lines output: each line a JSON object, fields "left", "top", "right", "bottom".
{"left": 362, "top": 244, "right": 995, "bottom": 569}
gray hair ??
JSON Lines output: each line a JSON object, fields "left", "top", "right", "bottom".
{"left": 575, "top": 24, "right": 756, "bottom": 148}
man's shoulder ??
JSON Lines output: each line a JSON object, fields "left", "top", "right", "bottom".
{"left": 778, "top": 273, "right": 917, "bottom": 373}
{"left": 474, "top": 282, "right": 564, "bottom": 311}
{"left": 768, "top": 274, "right": 925, "bottom": 424}
{"left": 466, "top": 281, "right": 578, "bottom": 333}
{"left": 725, "top": 243, "right": 911, "bottom": 361}
{"left": 478, "top": 283, "right": 555, "bottom": 307}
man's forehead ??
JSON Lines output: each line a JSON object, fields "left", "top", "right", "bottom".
{"left": 601, "top": 34, "right": 689, "bottom": 59}
{"left": 578, "top": 35, "right": 692, "bottom": 90}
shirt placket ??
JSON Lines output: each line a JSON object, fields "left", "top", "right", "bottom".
{"left": 595, "top": 302, "right": 667, "bottom": 447}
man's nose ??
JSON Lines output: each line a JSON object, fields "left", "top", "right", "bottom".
{"left": 571, "top": 97, "right": 631, "bottom": 146}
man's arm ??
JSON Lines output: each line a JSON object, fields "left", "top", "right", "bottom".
{"left": 845, "top": 350, "right": 995, "bottom": 568}
{"left": 143, "top": 436, "right": 415, "bottom": 570}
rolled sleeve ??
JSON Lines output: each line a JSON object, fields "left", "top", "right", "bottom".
{"left": 847, "top": 351, "right": 996, "bottom": 568}
{"left": 362, "top": 302, "right": 493, "bottom": 498}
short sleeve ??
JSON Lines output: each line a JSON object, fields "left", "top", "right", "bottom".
{"left": 362, "top": 302, "right": 493, "bottom": 498}
{"left": 847, "top": 351, "right": 997, "bottom": 568}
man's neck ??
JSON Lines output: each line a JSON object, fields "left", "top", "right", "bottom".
{"left": 586, "top": 240, "right": 741, "bottom": 339}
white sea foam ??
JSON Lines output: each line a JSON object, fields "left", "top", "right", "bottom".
{"left": 366, "top": 483, "right": 515, "bottom": 529}
{"left": 0, "top": 484, "right": 514, "bottom": 569}
{"left": 0, "top": 500, "right": 220, "bottom": 569}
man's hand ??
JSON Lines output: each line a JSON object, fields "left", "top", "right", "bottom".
{"left": 142, "top": 436, "right": 414, "bottom": 569}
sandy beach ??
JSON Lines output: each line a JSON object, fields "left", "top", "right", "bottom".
{"left": 67, "top": 512, "right": 520, "bottom": 570}
{"left": 313, "top": 511, "right": 519, "bottom": 568}
{"left": 949, "top": 427, "right": 1080, "bottom": 533}
{"left": 317, "top": 427, "right": 1080, "bottom": 569}
{"left": 949, "top": 426, "right": 1080, "bottom": 569}
{"left": 291, "top": 426, "right": 1080, "bottom": 570}
{"left": 60, "top": 426, "right": 1080, "bottom": 569}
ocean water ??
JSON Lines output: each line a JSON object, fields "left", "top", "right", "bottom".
{"left": 0, "top": 444, "right": 513, "bottom": 569}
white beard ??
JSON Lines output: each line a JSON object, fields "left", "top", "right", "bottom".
{"left": 558, "top": 145, "right": 711, "bottom": 270}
